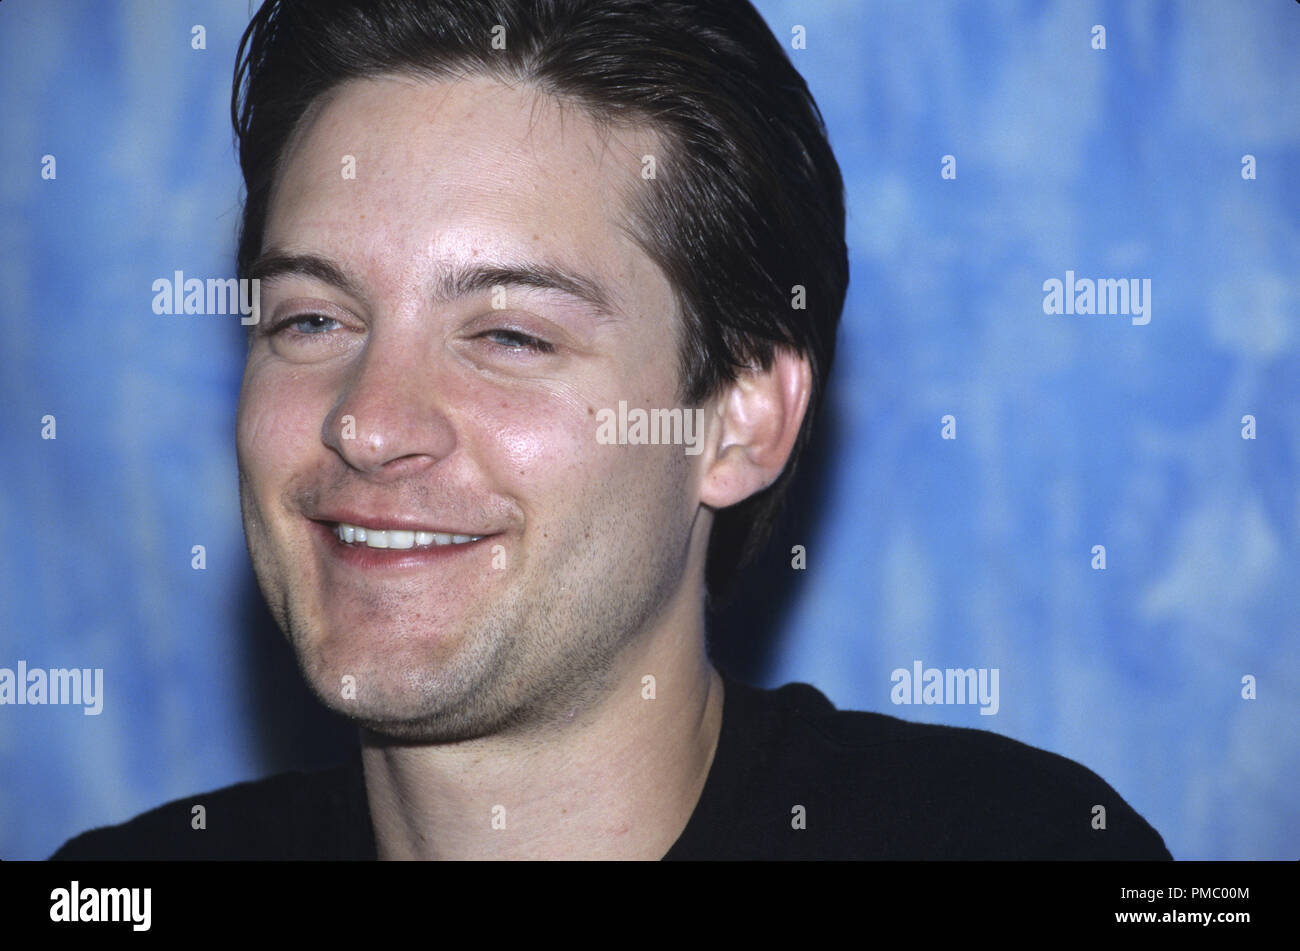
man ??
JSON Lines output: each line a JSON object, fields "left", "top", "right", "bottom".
{"left": 53, "top": 0, "right": 1170, "bottom": 860}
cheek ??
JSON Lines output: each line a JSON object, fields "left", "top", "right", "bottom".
{"left": 473, "top": 389, "right": 596, "bottom": 491}
{"left": 466, "top": 349, "right": 689, "bottom": 514}
{"left": 478, "top": 399, "right": 693, "bottom": 541}
{"left": 465, "top": 379, "right": 635, "bottom": 522}
{"left": 236, "top": 366, "right": 325, "bottom": 483}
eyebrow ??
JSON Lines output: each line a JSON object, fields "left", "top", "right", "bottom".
{"left": 248, "top": 251, "right": 617, "bottom": 316}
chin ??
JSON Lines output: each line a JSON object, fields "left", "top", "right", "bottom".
{"left": 324, "top": 684, "right": 528, "bottom": 745}
{"left": 289, "top": 624, "right": 523, "bottom": 742}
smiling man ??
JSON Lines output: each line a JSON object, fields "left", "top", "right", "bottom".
{"left": 238, "top": 72, "right": 742, "bottom": 859}
{"left": 52, "top": 0, "right": 1170, "bottom": 860}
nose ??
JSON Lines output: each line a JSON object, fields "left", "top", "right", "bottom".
{"left": 322, "top": 331, "right": 457, "bottom": 477}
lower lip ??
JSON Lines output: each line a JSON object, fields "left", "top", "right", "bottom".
{"left": 310, "top": 520, "right": 497, "bottom": 570}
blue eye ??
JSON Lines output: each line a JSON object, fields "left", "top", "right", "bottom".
{"left": 482, "top": 329, "right": 555, "bottom": 353}
{"left": 275, "top": 314, "right": 339, "bottom": 335}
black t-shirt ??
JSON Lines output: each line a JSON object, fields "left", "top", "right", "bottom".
{"left": 49, "top": 678, "right": 1172, "bottom": 860}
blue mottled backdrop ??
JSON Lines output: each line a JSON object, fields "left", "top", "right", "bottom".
{"left": 1, "top": 0, "right": 1297, "bottom": 860}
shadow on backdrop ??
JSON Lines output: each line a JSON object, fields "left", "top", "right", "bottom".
{"left": 708, "top": 390, "right": 844, "bottom": 685}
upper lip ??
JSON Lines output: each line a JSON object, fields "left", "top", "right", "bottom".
{"left": 310, "top": 510, "right": 495, "bottom": 536}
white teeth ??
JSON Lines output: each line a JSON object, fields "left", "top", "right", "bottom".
{"left": 334, "top": 522, "right": 484, "bottom": 550}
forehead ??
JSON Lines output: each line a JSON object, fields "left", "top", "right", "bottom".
{"left": 264, "top": 74, "right": 667, "bottom": 311}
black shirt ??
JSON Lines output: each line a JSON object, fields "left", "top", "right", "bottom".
{"left": 49, "top": 678, "right": 1172, "bottom": 860}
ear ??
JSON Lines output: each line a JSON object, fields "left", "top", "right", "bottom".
{"left": 698, "top": 347, "right": 811, "bottom": 510}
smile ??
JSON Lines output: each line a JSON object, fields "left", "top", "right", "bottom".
{"left": 333, "top": 522, "right": 486, "bottom": 550}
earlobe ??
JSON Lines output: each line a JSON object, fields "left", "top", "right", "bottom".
{"left": 698, "top": 348, "right": 811, "bottom": 510}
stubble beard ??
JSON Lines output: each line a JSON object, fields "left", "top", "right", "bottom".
{"left": 277, "top": 511, "right": 687, "bottom": 746}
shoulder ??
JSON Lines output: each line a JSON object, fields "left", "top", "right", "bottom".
{"left": 729, "top": 680, "right": 1172, "bottom": 860}
{"left": 49, "top": 760, "right": 372, "bottom": 860}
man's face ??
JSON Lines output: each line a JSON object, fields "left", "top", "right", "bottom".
{"left": 236, "top": 75, "right": 703, "bottom": 741}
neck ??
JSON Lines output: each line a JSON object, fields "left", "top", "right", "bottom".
{"left": 360, "top": 623, "right": 724, "bottom": 860}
